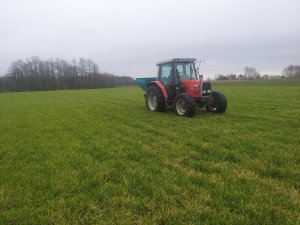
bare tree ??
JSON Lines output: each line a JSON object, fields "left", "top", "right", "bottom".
{"left": 283, "top": 65, "right": 300, "bottom": 77}
{"left": 244, "top": 67, "right": 260, "bottom": 80}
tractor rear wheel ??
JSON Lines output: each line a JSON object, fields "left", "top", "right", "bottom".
{"left": 206, "top": 91, "right": 227, "bottom": 113}
{"left": 173, "top": 93, "right": 196, "bottom": 117}
{"left": 146, "top": 86, "right": 165, "bottom": 112}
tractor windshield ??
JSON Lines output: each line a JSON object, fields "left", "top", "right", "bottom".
{"left": 175, "top": 62, "right": 197, "bottom": 81}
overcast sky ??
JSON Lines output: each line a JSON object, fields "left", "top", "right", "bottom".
{"left": 0, "top": 0, "right": 299, "bottom": 78}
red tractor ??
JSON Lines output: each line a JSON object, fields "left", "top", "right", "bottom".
{"left": 136, "top": 58, "right": 227, "bottom": 117}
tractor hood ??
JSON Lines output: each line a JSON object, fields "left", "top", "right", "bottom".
{"left": 182, "top": 80, "right": 201, "bottom": 98}
{"left": 182, "top": 80, "right": 212, "bottom": 98}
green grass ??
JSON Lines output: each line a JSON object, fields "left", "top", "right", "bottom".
{"left": 0, "top": 79, "right": 300, "bottom": 225}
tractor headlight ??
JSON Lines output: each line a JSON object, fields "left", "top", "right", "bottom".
{"left": 202, "top": 90, "right": 211, "bottom": 94}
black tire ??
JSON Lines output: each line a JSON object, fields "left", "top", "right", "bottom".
{"left": 145, "top": 85, "right": 165, "bottom": 112}
{"left": 206, "top": 91, "right": 227, "bottom": 113}
{"left": 173, "top": 93, "right": 196, "bottom": 117}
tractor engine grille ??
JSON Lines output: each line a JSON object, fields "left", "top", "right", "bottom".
{"left": 201, "top": 82, "right": 212, "bottom": 96}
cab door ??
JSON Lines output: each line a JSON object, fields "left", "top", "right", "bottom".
{"left": 158, "top": 63, "right": 176, "bottom": 99}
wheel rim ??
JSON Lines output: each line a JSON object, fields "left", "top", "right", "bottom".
{"left": 176, "top": 99, "right": 186, "bottom": 115}
{"left": 148, "top": 92, "right": 157, "bottom": 110}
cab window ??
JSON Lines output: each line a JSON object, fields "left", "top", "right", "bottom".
{"left": 159, "top": 63, "right": 173, "bottom": 85}
{"left": 175, "top": 62, "right": 197, "bottom": 80}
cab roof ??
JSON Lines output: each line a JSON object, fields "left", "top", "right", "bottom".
{"left": 156, "top": 58, "right": 196, "bottom": 66}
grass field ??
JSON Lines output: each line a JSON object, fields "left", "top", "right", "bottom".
{"left": 0, "top": 79, "right": 300, "bottom": 225}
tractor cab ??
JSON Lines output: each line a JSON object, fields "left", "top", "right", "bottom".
{"left": 157, "top": 58, "right": 198, "bottom": 84}
{"left": 156, "top": 58, "right": 209, "bottom": 99}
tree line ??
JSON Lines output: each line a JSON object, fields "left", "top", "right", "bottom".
{"left": 215, "top": 67, "right": 260, "bottom": 81}
{"left": 215, "top": 67, "right": 262, "bottom": 81}
{"left": 0, "top": 57, "right": 134, "bottom": 92}
{"left": 215, "top": 65, "right": 300, "bottom": 81}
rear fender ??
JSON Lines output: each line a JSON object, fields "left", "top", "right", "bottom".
{"left": 147, "top": 81, "right": 168, "bottom": 99}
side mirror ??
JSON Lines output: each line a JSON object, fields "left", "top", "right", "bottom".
{"left": 199, "top": 75, "right": 203, "bottom": 80}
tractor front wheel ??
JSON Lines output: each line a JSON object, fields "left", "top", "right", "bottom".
{"left": 206, "top": 91, "right": 227, "bottom": 113}
{"left": 146, "top": 86, "right": 165, "bottom": 112}
{"left": 173, "top": 93, "right": 196, "bottom": 117}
